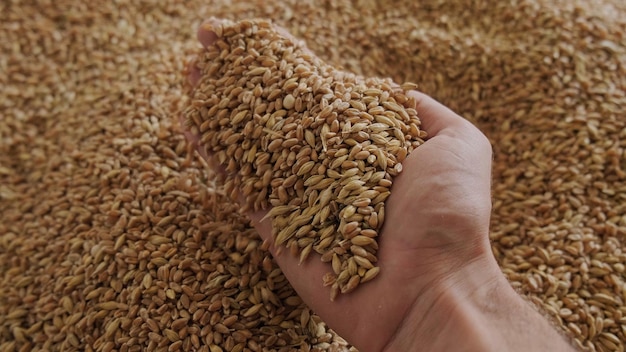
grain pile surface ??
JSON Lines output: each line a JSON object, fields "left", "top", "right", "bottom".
{"left": 1, "top": 1, "right": 625, "bottom": 352}
{"left": 183, "top": 19, "right": 425, "bottom": 300}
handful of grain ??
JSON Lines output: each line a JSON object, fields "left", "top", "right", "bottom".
{"left": 183, "top": 19, "right": 426, "bottom": 299}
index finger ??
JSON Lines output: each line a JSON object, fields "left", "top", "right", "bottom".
{"left": 408, "top": 90, "right": 472, "bottom": 137}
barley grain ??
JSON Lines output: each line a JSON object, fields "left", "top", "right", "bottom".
{"left": 184, "top": 18, "right": 427, "bottom": 297}
{"left": 3, "top": 1, "right": 626, "bottom": 351}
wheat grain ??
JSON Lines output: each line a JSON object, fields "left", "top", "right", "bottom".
{"left": 3, "top": 1, "right": 626, "bottom": 351}
{"left": 184, "top": 19, "right": 425, "bottom": 298}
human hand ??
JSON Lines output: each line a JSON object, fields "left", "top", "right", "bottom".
{"left": 184, "top": 19, "right": 577, "bottom": 352}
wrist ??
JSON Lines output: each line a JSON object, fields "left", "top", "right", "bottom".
{"left": 382, "top": 251, "right": 506, "bottom": 351}
{"left": 381, "top": 251, "right": 577, "bottom": 352}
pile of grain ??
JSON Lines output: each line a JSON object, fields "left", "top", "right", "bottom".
{"left": 183, "top": 19, "right": 425, "bottom": 300}
{"left": 1, "top": 1, "right": 625, "bottom": 351}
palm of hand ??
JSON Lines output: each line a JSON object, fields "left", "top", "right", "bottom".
{"left": 248, "top": 97, "right": 494, "bottom": 351}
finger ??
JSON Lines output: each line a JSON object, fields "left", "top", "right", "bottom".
{"left": 181, "top": 20, "right": 229, "bottom": 171}
{"left": 197, "top": 18, "right": 222, "bottom": 49}
{"left": 395, "top": 91, "right": 493, "bottom": 235}
{"left": 408, "top": 90, "right": 492, "bottom": 160}
{"left": 408, "top": 90, "right": 472, "bottom": 137}
{"left": 186, "top": 58, "right": 201, "bottom": 87}
{"left": 186, "top": 19, "right": 223, "bottom": 88}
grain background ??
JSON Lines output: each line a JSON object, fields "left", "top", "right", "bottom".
{"left": 1, "top": 1, "right": 625, "bottom": 351}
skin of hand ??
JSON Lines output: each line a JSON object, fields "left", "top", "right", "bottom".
{"left": 185, "top": 19, "right": 578, "bottom": 352}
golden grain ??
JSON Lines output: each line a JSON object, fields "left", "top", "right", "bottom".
{"left": 2, "top": 1, "right": 626, "bottom": 351}
{"left": 184, "top": 19, "right": 428, "bottom": 298}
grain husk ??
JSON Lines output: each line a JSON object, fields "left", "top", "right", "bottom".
{"left": 1, "top": 1, "right": 626, "bottom": 351}
{"left": 183, "top": 18, "right": 424, "bottom": 299}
